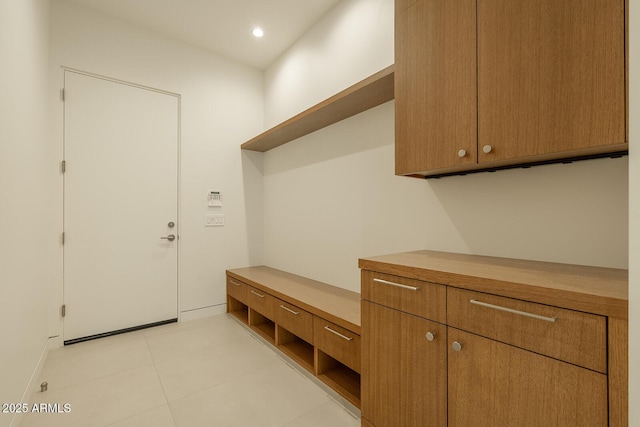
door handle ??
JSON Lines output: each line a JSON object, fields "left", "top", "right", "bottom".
{"left": 160, "top": 234, "right": 176, "bottom": 242}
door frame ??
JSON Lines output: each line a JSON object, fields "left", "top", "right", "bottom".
{"left": 60, "top": 67, "right": 182, "bottom": 341}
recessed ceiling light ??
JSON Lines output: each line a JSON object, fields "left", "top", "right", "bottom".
{"left": 252, "top": 27, "right": 264, "bottom": 38}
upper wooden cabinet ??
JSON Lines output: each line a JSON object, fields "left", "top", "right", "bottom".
{"left": 395, "top": 0, "right": 477, "bottom": 175}
{"left": 478, "top": 0, "right": 626, "bottom": 162}
{"left": 395, "top": 0, "right": 628, "bottom": 177}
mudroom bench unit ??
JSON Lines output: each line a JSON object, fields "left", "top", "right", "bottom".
{"left": 226, "top": 266, "right": 361, "bottom": 408}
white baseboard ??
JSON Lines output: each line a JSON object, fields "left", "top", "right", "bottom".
{"left": 10, "top": 337, "right": 56, "bottom": 427}
{"left": 179, "top": 304, "right": 226, "bottom": 322}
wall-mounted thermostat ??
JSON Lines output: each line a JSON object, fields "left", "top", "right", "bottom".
{"left": 208, "top": 190, "right": 222, "bottom": 207}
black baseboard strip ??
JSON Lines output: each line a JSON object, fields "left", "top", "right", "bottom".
{"left": 63, "top": 318, "right": 178, "bottom": 346}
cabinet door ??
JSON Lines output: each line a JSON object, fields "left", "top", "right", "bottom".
{"left": 477, "top": 0, "right": 625, "bottom": 163}
{"left": 395, "top": 0, "right": 477, "bottom": 175}
{"left": 448, "top": 328, "right": 608, "bottom": 426}
{"left": 362, "top": 301, "right": 447, "bottom": 427}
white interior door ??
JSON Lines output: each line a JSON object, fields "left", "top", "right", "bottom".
{"left": 63, "top": 71, "right": 179, "bottom": 343}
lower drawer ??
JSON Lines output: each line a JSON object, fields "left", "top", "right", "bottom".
{"left": 314, "top": 317, "right": 361, "bottom": 373}
{"left": 247, "top": 286, "right": 275, "bottom": 319}
{"left": 227, "top": 276, "right": 248, "bottom": 304}
{"left": 276, "top": 299, "right": 314, "bottom": 344}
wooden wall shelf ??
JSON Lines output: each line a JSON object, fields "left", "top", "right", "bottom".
{"left": 241, "top": 65, "right": 395, "bottom": 152}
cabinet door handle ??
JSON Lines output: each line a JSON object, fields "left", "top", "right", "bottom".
{"left": 373, "top": 278, "right": 420, "bottom": 291}
{"left": 279, "top": 305, "right": 299, "bottom": 315}
{"left": 324, "top": 326, "right": 353, "bottom": 341}
{"left": 250, "top": 290, "right": 265, "bottom": 298}
{"left": 470, "top": 299, "right": 557, "bottom": 323}
{"left": 229, "top": 279, "right": 242, "bottom": 287}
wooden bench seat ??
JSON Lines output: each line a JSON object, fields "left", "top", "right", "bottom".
{"left": 226, "top": 266, "right": 361, "bottom": 408}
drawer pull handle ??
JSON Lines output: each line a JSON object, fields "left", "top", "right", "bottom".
{"left": 250, "top": 290, "right": 266, "bottom": 298}
{"left": 373, "top": 278, "right": 420, "bottom": 291}
{"left": 324, "top": 326, "right": 353, "bottom": 341}
{"left": 279, "top": 305, "right": 299, "bottom": 315}
{"left": 229, "top": 279, "right": 242, "bottom": 287}
{"left": 469, "top": 299, "right": 557, "bottom": 323}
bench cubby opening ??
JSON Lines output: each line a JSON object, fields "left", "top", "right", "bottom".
{"left": 276, "top": 325, "right": 315, "bottom": 372}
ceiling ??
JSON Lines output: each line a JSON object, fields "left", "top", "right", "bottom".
{"left": 64, "top": 0, "right": 342, "bottom": 69}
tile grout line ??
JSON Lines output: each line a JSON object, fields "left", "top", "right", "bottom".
{"left": 34, "top": 337, "right": 154, "bottom": 396}
{"left": 142, "top": 318, "right": 265, "bottom": 425}
{"left": 143, "top": 332, "right": 179, "bottom": 427}
{"left": 100, "top": 403, "right": 171, "bottom": 427}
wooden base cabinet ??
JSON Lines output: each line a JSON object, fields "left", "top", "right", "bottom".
{"left": 448, "top": 328, "right": 608, "bottom": 426}
{"left": 362, "top": 301, "right": 447, "bottom": 427}
{"left": 359, "top": 251, "right": 628, "bottom": 427}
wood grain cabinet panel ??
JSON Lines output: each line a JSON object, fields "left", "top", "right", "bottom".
{"left": 447, "top": 287, "right": 607, "bottom": 373}
{"left": 361, "top": 270, "right": 446, "bottom": 322}
{"left": 362, "top": 301, "right": 447, "bottom": 427}
{"left": 395, "top": 0, "right": 477, "bottom": 175}
{"left": 448, "top": 328, "right": 608, "bottom": 427}
{"left": 247, "top": 285, "right": 275, "bottom": 319}
{"left": 477, "top": 0, "right": 626, "bottom": 163}
{"left": 226, "top": 277, "right": 247, "bottom": 304}
{"left": 275, "top": 299, "right": 313, "bottom": 344}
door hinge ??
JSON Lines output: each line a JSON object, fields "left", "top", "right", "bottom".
{"left": 61, "top": 88, "right": 65, "bottom": 102}
{"left": 61, "top": 160, "right": 66, "bottom": 173}
{"left": 61, "top": 232, "right": 65, "bottom": 245}
{"left": 61, "top": 305, "right": 66, "bottom": 317}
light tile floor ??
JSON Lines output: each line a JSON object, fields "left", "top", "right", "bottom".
{"left": 20, "top": 314, "right": 361, "bottom": 427}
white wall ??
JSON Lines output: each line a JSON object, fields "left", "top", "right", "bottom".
{"left": 1, "top": 0, "right": 633, "bottom": 423}
{"left": 265, "top": 0, "right": 394, "bottom": 126}
{"left": 49, "top": 0, "right": 264, "bottom": 336}
{"left": 263, "top": 0, "right": 628, "bottom": 293}
{"left": 0, "top": 0, "right": 53, "bottom": 425}
{"left": 628, "top": 0, "right": 638, "bottom": 424}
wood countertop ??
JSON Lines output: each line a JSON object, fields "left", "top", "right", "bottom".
{"left": 359, "top": 250, "right": 628, "bottom": 319}
{"left": 227, "top": 266, "right": 361, "bottom": 333}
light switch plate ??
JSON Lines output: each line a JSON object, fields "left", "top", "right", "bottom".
{"left": 205, "top": 214, "right": 224, "bottom": 227}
